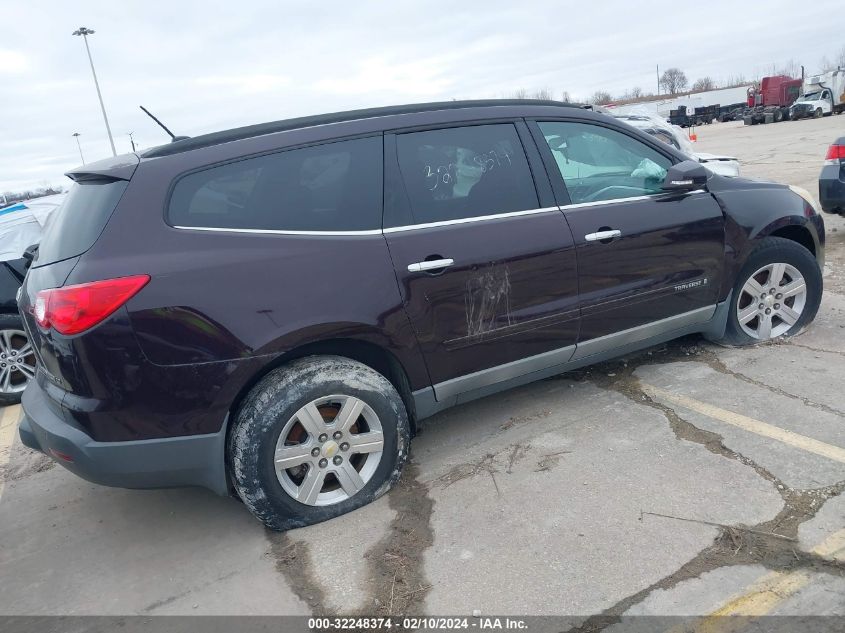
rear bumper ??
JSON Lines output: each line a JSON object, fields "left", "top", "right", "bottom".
{"left": 820, "top": 166, "right": 845, "bottom": 215}
{"left": 19, "top": 379, "right": 230, "bottom": 495}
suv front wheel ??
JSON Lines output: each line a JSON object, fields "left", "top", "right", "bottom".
{"left": 722, "top": 237, "right": 822, "bottom": 345}
{"left": 229, "top": 355, "right": 410, "bottom": 531}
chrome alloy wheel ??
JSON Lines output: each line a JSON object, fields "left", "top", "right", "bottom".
{"left": 736, "top": 262, "right": 807, "bottom": 340}
{"left": 0, "top": 328, "right": 36, "bottom": 395}
{"left": 273, "top": 395, "right": 384, "bottom": 506}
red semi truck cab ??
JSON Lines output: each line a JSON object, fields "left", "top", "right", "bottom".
{"left": 758, "top": 75, "right": 803, "bottom": 107}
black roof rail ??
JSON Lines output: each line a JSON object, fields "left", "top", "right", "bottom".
{"left": 141, "top": 99, "right": 582, "bottom": 158}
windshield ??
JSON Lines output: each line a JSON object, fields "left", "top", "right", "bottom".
{"left": 802, "top": 91, "right": 823, "bottom": 101}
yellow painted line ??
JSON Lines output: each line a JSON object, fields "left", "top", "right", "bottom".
{"left": 664, "top": 529, "right": 845, "bottom": 631}
{"left": 705, "top": 569, "right": 812, "bottom": 617}
{"left": 641, "top": 384, "right": 845, "bottom": 464}
{"left": 810, "top": 527, "right": 845, "bottom": 560}
{"left": 0, "top": 405, "right": 21, "bottom": 502}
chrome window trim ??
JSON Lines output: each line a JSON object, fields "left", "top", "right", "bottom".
{"left": 172, "top": 225, "right": 384, "bottom": 236}
{"left": 561, "top": 189, "right": 707, "bottom": 211}
{"left": 172, "top": 207, "right": 560, "bottom": 236}
{"left": 382, "top": 206, "right": 560, "bottom": 234}
{"left": 171, "top": 190, "right": 707, "bottom": 236}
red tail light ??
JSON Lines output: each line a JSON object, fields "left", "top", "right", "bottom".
{"left": 34, "top": 275, "right": 150, "bottom": 335}
{"left": 825, "top": 144, "right": 845, "bottom": 161}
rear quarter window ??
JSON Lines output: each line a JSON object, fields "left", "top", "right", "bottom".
{"left": 35, "top": 179, "right": 128, "bottom": 267}
{"left": 168, "top": 136, "right": 383, "bottom": 232}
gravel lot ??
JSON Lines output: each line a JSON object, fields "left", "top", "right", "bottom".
{"left": 1, "top": 115, "right": 844, "bottom": 625}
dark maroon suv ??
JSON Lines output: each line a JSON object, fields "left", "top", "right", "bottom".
{"left": 17, "top": 100, "right": 825, "bottom": 530}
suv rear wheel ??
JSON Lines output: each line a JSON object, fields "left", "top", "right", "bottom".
{"left": 721, "top": 237, "right": 822, "bottom": 345}
{"left": 0, "top": 314, "right": 36, "bottom": 406}
{"left": 229, "top": 355, "right": 410, "bottom": 531}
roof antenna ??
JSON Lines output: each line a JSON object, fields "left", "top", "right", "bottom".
{"left": 139, "top": 105, "right": 190, "bottom": 142}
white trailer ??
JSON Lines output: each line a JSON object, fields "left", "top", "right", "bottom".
{"left": 606, "top": 85, "right": 751, "bottom": 119}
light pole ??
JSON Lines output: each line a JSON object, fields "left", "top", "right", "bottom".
{"left": 72, "top": 132, "right": 85, "bottom": 164}
{"left": 72, "top": 26, "right": 116, "bottom": 157}
{"left": 127, "top": 131, "right": 136, "bottom": 152}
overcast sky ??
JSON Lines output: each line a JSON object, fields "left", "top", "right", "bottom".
{"left": 1, "top": 0, "right": 842, "bottom": 193}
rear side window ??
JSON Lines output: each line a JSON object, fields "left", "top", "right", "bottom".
{"left": 36, "top": 179, "right": 128, "bottom": 267}
{"left": 395, "top": 124, "right": 538, "bottom": 225}
{"left": 168, "top": 136, "right": 383, "bottom": 232}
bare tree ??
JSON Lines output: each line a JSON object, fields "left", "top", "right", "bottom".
{"left": 511, "top": 88, "right": 528, "bottom": 99}
{"left": 723, "top": 74, "right": 748, "bottom": 87}
{"left": 819, "top": 55, "right": 835, "bottom": 72}
{"left": 561, "top": 90, "right": 572, "bottom": 102}
{"left": 659, "top": 68, "right": 688, "bottom": 95}
{"left": 0, "top": 185, "right": 63, "bottom": 205}
{"left": 837, "top": 45, "right": 845, "bottom": 69}
{"left": 692, "top": 77, "right": 715, "bottom": 92}
{"left": 590, "top": 90, "right": 613, "bottom": 105}
{"left": 775, "top": 58, "right": 801, "bottom": 78}
{"left": 531, "top": 88, "right": 554, "bottom": 100}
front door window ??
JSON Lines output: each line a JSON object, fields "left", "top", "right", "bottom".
{"left": 538, "top": 121, "right": 672, "bottom": 204}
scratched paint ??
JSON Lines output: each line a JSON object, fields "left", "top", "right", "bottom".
{"left": 464, "top": 265, "right": 512, "bottom": 338}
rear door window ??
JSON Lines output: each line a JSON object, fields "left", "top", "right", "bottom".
{"left": 168, "top": 136, "right": 383, "bottom": 232}
{"left": 394, "top": 124, "right": 539, "bottom": 225}
{"left": 35, "top": 179, "right": 128, "bottom": 267}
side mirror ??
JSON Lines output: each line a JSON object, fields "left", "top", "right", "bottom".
{"left": 662, "top": 160, "right": 709, "bottom": 192}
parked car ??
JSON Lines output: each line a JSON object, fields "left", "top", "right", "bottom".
{"left": 0, "top": 194, "right": 65, "bottom": 405}
{"left": 0, "top": 258, "right": 35, "bottom": 405}
{"left": 18, "top": 100, "right": 824, "bottom": 530}
{"left": 614, "top": 111, "right": 741, "bottom": 177}
{"left": 820, "top": 137, "right": 845, "bottom": 215}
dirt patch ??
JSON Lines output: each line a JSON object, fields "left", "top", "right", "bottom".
{"left": 535, "top": 450, "right": 572, "bottom": 473}
{"left": 1, "top": 445, "right": 55, "bottom": 484}
{"left": 266, "top": 460, "right": 436, "bottom": 617}
{"left": 432, "top": 441, "right": 534, "bottom": 491}
{"left": 266, "top": 531, "right": 330, "bottom": 615}
{"left": 365, "top": 462, "right": 435, "bottom": 615}
{"left": 434, "top": 452, "right": 499, "bottom": 492}
{"left": 500, "top": 409, "right": 551, "bottom": 432}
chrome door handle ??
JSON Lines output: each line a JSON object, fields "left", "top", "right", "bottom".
{"left": 407, "top": 258, "right": 454, "bottom": 273}
{"left": 584, "top": 229, "right": 622, "bottom": 242}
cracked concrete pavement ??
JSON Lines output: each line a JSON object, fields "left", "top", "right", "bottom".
{"left": 1, "top": 115, "right": 844, "bottom": 623}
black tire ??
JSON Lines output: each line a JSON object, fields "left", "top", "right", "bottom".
{"left": 773, "top": 108, "right": 783, "bottom": 123}
{"left": 814, "top": 108, "right": 823, "bottom": 119}
{"left": 229, "top": 355, "right": 410, "bottom": 531}
{"left": 0, "top": 313, "right": 35, "bottom": 407}
{"left": 720, "top": 237, "right": 822, "bottom": 346}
